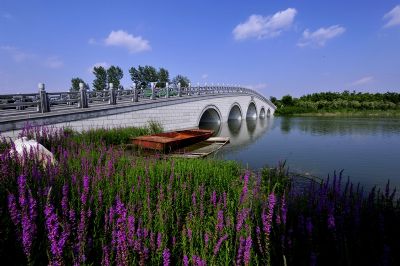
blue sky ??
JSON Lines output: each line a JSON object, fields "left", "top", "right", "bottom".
{"left": 1, "top": 0, "right": 400, "bottom": 98}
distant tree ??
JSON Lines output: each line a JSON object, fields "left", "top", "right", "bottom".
{"left": 142, "top": 66, "right": 158, "bottom": 85}
{"left": 93, "top": 66, "right": 107, "bottom": 91}
{"left": 70, "top": 77, "right": 87, "bottom": 92}
{"left": 270, "top": 96, "right": 278, "bottom": 105}
{"left": 107, "top": 66, "right": 123, "bottom": 89}
{"left": 281, "top": 95, "right": 294, "bottom": 106}
{"left": 172, "top": 75, "right": 190, "bottom": 88}
{"left": 129, "top": 66, "right": 143, "bottom": 88}
{"left": 157, "top": 67, "right": 169, "bottom": 88}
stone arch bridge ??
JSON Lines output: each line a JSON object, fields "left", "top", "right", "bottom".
{"left": 0, "top": 83, "right": 276, "bottom": 137}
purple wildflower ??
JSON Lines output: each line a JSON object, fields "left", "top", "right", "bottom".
{"left": 192, "top": 192, "right": 197, "bottom": 206}
{"left": 240, "top": 172, "right": 250, "bottom": 204}
{"left": 213, "top": 234, "right": 228, "bottom": 256}
{"left": 243, "top": 235, "right": 252, "bottom": 265}
{"left": 157, "top": 232, "right": 162, "bottom": 250}
{"left": 163, "top": 248, "right": 170, "bottom": 266}
{"left": 216, "top": 210, "right": 224, "bottom": 233}
{"left": 61, "top": 183, "right": 69, "bottom": 217}
{"left": 236, "top": 208, "right": 249, "bottom": 232}
{"left": 183, "top": 255, "right": 189, "bottom": 266}
{"left": 44, "top": 201, "right": 68, "bottom": 266}
{"left": 204, "top": 233, "right": 209, "bottom": 246}
{"left": 7, "top": 193, "right": 20, "bottom": 226}
{"left": 187, "top": 227, "right": 193, "bottom": 241}
{"left": 262, "top": 192, "right": 276, "bottom": 238}
{"left": 236, "top": 236, "right": 245, "bottom": 265}
{"left": 211, "top": 191, "right": 217, "bottom": 208}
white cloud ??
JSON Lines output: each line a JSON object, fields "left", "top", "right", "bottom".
{"left": 351, "top": 76, "right": 374, "bottom": 86}
{"left": 297, "top": 25, "right": 345, "bottom": 47}
{"left": 233, "top": 8, "right": 297, "bottom": 40}
{"left": 44, "top": 56, "right": 64, "bottom": 69}
{"left": 88, "top": 62, "right": 109, "bottom": 73}
{"left": 104, "top": 30, "right": 151, "bottom": 53}
{"left": 0, "top": 46, "right": 35, "bottom": 62}
{"left": 383, "top": 5, "right": 400, "bottom": 28}
{"left": 201, "top": 74, "right": 208, "bottom": 79}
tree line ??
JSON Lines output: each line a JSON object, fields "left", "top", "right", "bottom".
{"left": 271, "top": 91, "right": 400, "bottom": 115}
{"left": 70, "top": 65, "right": 190, "bottom": 92}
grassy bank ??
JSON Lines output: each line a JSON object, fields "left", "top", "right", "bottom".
{"left": 1, "top": 125, "right": 399, "bottom": 265}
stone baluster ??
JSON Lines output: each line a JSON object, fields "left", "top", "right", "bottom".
{"left": 178, "top": 82, "right": 182, "bottom": 97}
{"left": 150, "top": 82, "right": 156, "bottom": 100}
{"left": 132, "top": 83, "right": 138, "bottom": 102}
{"left": 187, "top": 83, "right": 191, "bottom": 96}
{"left": 109, "top": 83, "right": 116, "bottom": 105}
{"left": 79, "top": 83, "right": 88, "bottom": 108}
{"left": 197, "top": 82, "right": 200, "bottom": 95}
{"left": 166, "top": 82, "right": 170, "bottom": 98}
{"left": 38, "top": 83, "right": 50, "bottom": 113}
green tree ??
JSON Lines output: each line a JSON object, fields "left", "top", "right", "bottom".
{"left": 107, "top": 66, "right": 123, "bottom": 89}
{"left": 142, "top": 66, "right": 158, "bottom": 85}
{"left": 93, "top": 66, "right": 107, "bottom": 91}
{"left": 172, "top": 75, "right": 190, "bottom": 88}
{"left": 70, "top": 77, "right": 87, "bottom": 92}
{"left": 281, "top": 95, "right": 294, "bottom": 106}
{"left": 129, "top": 66, "right": 143, "bottom": 88}
{"left": 157, "top": 67, "right": 169, "bottom": 88}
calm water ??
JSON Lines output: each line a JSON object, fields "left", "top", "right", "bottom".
{"left": 205, "top": 117, "right": 400, "bottom": 189}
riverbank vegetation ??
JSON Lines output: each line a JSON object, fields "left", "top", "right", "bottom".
{"left": 1, "top": 125, "right": 399, "bottom": 265}
{"left": 272, "top": 91, "right": 400, "bottom": 116}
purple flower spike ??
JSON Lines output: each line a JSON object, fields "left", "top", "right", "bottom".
{"left": 163, "top": 248, "right": 170, "bottom": 266}
{"left": 183, "top": 255, "right": 189, "bottom": 266}
{"left": 213, "top": 234, "right": 228, "bottom": 256}
{"left": 216, "top": 210, "right": 224, "bottom": 233}
{"left": 243, "top": 235, "right": 252, "bottom": 265}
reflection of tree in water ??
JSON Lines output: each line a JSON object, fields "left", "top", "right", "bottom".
{"left": 292, "top": 117, "right": 400, "bottom": 136}
{"left": 280, "top": 117, "right": 292, "bottom": 134}
{"left": 246, "top": 118, "right": 256, "bottom": 136}
{"left": 228, "top": 119, "right": 242, "bottom": 136}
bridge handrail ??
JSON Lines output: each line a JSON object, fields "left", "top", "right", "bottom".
{"left": 0, "top": 83, "right": 276, "bottom": 115}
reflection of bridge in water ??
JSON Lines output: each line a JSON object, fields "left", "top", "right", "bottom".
{"left": 199, "top": 117, "right": 274, "bottom": 152}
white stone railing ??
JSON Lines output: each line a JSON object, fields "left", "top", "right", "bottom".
{"left": 0, "top": 82, "right": 276, "bottom": 117}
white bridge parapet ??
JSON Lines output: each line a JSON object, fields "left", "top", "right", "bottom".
{"left": 0, "top": 83, "right": 276, "bottom": 137}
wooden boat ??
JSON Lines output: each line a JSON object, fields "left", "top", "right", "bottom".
{"left": 132, "top": 129, "right": 214, "bottom": 152}
{"left": 171, "top": 137, "right": 230, "bottom": 158}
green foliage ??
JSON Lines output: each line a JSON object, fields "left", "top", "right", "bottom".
{"left": 70, "top": 77, "right": 87, "bottom": 92}
{"left": 106, "top": 66, "right": 124, "bottom": 89}
{"left": 157, "top": 67, "right": 169, "bottom": 88}
{"left": 275, "top": 91, "right": 400, "bottom": 115}
{"left": 92, "top": 66, "right": 107, "bottom": 91}
{"left": 281, "top": 95, "right": 294, "bottom": 106}
{"left": 172, "top": 74, "right": 190, "bottom": 87}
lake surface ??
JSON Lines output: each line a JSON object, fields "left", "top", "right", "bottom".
{"left": 204, "top": 117, "right": 400, "bottom": 189}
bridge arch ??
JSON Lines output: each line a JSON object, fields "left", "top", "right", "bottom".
{"left": 228, "top": 103, "right": 243, "bottom": 121}
{"left": 267, "top": 108, "right": 271, "bottom": 118}
{"left": 246, "top": 101, "right": 257, "bottom": 120}
{"left": 259, "top": 107, "right": 266, "bottom": 119}
{"left": 198, "top": 105, "right": 222, "bottom": 134}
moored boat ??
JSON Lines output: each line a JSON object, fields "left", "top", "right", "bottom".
{"left": 132, "top": 129, "right": 214, "bottom": 152}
